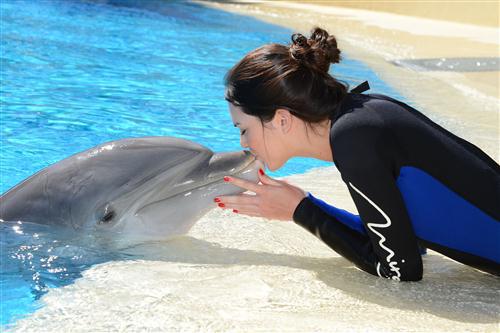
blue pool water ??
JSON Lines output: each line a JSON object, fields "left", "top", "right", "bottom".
{"left": 0, "top": 0, "right": 405, "bottom": 327}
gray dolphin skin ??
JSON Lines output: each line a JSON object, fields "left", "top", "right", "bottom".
{"left": 0, "top": 136, "right": 263, "bottom": 242}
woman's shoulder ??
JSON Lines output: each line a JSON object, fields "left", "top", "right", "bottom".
{"left": 330, "top": 92, "right": 413, "bottom": 137}
{"left": 330, "top": 94, "right": 400, "bottom": 165}
{"left": 331, "top": 95, "right": 388, "bottom": 139}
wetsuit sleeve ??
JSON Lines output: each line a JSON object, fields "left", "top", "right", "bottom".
{"left": 293, "top": 122, "right": 423, "bottom": 281}
{"left": 293, "top": 193, "right": 379, "bottom": 275}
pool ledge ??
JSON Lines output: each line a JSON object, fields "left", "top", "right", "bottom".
{"left": 194, "top": 0, "right": 500, "bottom": 161}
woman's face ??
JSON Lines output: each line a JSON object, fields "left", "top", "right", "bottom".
{"left": 228, "top": 103, "right": 287, "bottom": 171}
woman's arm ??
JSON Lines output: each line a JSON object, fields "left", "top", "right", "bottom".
{"left": 294, "top": 119, "right": 423, "bottom": 281}
{"left": 293, "top": 193, "right": 380, "bottom": 276}
{"left": 293, "top": 176, "right": 423, "bottom": 281}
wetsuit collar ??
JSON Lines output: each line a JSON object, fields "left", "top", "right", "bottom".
{"left": 331, "top": 81, "right": 371, "bottom": 123}
{"left": 349, "top": 80, "right": 370, "bottom": 94}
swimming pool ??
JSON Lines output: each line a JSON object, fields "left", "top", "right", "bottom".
{"left": 1, "top": 0, "right": 411, "bottom": 329}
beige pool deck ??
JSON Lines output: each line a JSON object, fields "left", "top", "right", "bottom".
{"left": 196, "top": 0, "right": 500, "bottom": 161}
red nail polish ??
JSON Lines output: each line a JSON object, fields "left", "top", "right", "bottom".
{"left": 223, "top": 176, "right": 230, "bottom": 182}
{"left": 233, "top": 209, "right": 239, "bottom": 213}
{"left": 259, "top": 168, "right": 264, "bottom": 176}
{"left": 214, "top": 198, "right": 221, "bottom": 202}
{"left": 218, "top": 203, "right": 225, "bottom": 208}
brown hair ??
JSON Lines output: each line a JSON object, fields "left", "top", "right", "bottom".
{"left": 224, "top": 27, "right": 349, "bottom": 125}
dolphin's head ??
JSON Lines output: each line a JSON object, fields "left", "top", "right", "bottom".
{"left": 89, "top": 138, "right": 263, "bottom": 242}
{"left": 0, "top": 137, "right": 263, "bottom": 242}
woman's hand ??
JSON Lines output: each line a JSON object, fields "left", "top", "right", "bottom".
{"left": 214, "top": 169, "right": 307, "bottom": 221}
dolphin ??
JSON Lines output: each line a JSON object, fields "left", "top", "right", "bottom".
{"left": 0, "top": 136, "right": 262, "bottom": 242}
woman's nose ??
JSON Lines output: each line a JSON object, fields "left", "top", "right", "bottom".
{"left": 240, "top": 136, "right": 248, "bottom": 148}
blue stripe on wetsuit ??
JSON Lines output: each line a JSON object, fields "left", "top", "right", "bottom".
{"left": 396, "top": 166, "right": 500, "bottom": 263}
{"left": 307, "top": 192, "right": 429, "bottom": 255}
{"left": 307, "top": 193, "right": 367, "bottom": 235}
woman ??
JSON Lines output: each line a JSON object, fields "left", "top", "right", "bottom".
{"left": 214, "top": 27, "right": 500, "bottom": 281}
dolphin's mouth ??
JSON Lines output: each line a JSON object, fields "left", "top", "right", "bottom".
{"left": 188, "top": 152, "right": 259, "bottom": 192}
{"left": 134, "top": 152, "right": 260, "bottom": 214}
{"left": 111, "top": 151, "right": 261, "bottom": 237}
{"left": 206, "top": 151, "right": 257, "bottom": 181}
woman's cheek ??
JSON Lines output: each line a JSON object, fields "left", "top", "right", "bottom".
{"left": 268, "top": 146, "right": 287, "bottom": 171}
{"left": 247, "top": 134, "right": 259, "bottom": 156}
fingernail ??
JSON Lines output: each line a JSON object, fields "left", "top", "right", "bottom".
{"left": 218, "top": 203, "right": 225, "bottom": 208}
{"left": 233, "top": 209, "right": 239, "bottom": 213}
{"left": 223, "top": 176, "right": 231, "bottom": 182}
{"left": 259, "top": 168, "right": 264, "bottom": 176}
{"left": 214, "top": 198, "right": 221, "bottom": 203}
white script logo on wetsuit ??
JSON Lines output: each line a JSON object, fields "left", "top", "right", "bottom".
{"left": 348, "top": 182, "right": 402, "bottom": 281}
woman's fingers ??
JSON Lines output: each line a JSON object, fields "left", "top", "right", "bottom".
{"left": 215, "top": 193, "right": 262, "bottom": 217}
{"left": 228, "top": 205, "right": 261, "bottom": 216}
{"left": 214, "top": 197, "right": 262, "bottom": 217}
{"left": 258, "top": 168, "right": 281, "bottom": 186}
{"left": 231, "top": 208, "right": 262, "bottom": 217}
{"left": 224, "top": 175, "right": 262, "bottom": 194}
{"left": 215, "top": 170, "right": 306, "bottom": 220}
{"left": 216, "top": 193, "right": 258, "bottom": 206}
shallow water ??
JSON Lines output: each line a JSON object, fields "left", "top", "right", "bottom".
{"left": 2, "top": 0, "right": 499, "bottom": 331}
{"left": 11, "top": 168, "right": 500, "bottom": 332}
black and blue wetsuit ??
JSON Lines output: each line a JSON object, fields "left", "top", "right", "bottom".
{"left": 293, "top": 82, "right": 500, "bottom": 281}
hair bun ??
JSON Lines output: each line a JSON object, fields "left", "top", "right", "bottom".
{"left": 290, "top": 27, "right": 341, "bottom": 73}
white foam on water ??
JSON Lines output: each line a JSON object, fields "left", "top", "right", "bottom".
{"left": 12, "top": 167, "right": 500, "bottom": 332}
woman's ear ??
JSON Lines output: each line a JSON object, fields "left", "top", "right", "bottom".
{"left": 273, "top": 108, "right": 293, "bottom": 134}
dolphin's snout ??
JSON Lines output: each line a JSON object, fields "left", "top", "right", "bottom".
{"left": 207, "top": 150, "right": 257, "bottom": 180}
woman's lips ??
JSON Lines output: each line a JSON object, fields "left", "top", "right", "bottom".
{"left": 249, "top": 150, "right": 259, "bottom": 159}
{"left": 246, "top": 150, "right": 266, "bottom": 169}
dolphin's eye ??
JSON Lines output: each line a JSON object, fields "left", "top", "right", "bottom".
{"left": 99, "top": 210, "right": 115, "bottom": 224}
